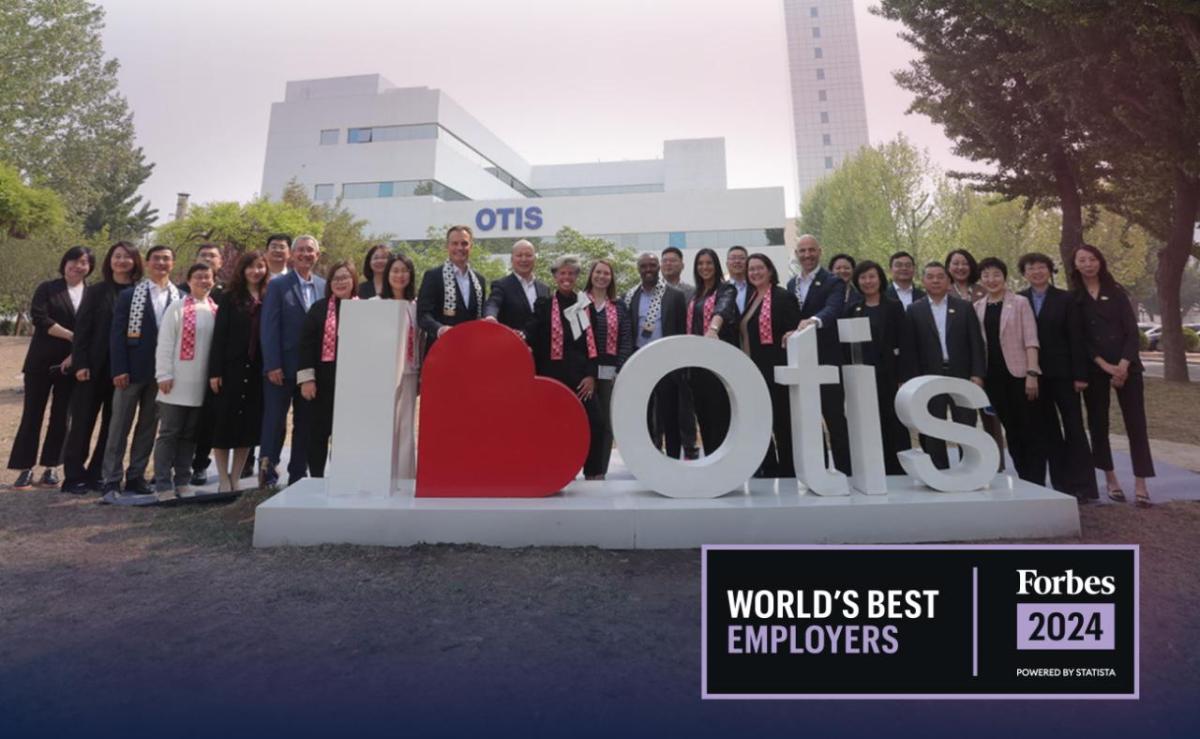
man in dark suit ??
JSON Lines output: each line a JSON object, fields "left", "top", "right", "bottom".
{"left": 886, "top": 251, "right": 926, "bottom": 309}
{"left": 785, "top": 234, "right": 851, "bottom": 474}
{"left": 906, "top": 261, "right": 986, "bottom": 469}
{"left": 1018, "top": 253, "right": 1098, "bottom": 501}
{"left": 101, "top": 245, "right": 180, "bottom": 496}
{"left": 625, "top": 253, "right": 690, "bottom": 458}
{"left": 484, "top": 239, "right": 548, "bottom": 338}
{"left": 417, "top": 224, "right": 488, "bottom": 354}
{"left": 260, "top": 235, "right": 326, "bottom": 488}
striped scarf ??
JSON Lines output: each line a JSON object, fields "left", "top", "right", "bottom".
{"left": 126, "top": 279, "right": 181, "bottom": 339}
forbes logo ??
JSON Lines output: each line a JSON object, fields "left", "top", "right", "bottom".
{"left": 475, "top": 206, "right": 543, "bottom": 232}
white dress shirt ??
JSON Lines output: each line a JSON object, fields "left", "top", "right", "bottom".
{"left": 794, "top": 270, "right": 817, "bottom": 306}
{"left": 731, "top": 279, "right": 748, "bottom": 313}
{"left": 296, "top": 272, "right": 317, "bottom": 311}
{"left": 67, "top": 282, "right": 84, "bottom": 312}
{"left": 149, "top": 281, "right": 173, "bottom": 324}
{"left": 894, "top": 284, "right": 914, "bottom": 309}
{"left": 929, "top": 296, "right": 950, "bottom": 362}
{"left": 517, "top": 273, "right": 537, "bottom": 310}
{"left": 453, "top": 264, "right": 473, "bottom": 308}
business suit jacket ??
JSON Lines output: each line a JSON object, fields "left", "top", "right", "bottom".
{"left": 785, "top": 267, "right": 846, "bottom": 365}
{"left": 1019, "top": 286, "right": 1088, "bottom": 381}
{"left": 690, "top": 283, "right": 740, "bottom": 345}
{"left": 886, "top": 283, "right": 926, "bottom": 307}
{"left": 843, "top": 297, "right": 912, "bottom": 381}
{"left": 23, "top": 278, "right": 78, "bottom": 374}
{"left": 587, "top": 299, "right": 634, "bottom": 370}
{"left": 625, "top": 284, "right": 687, "bottom": 351}
{"left": 973, "top": 291, "right": 1040, "bottom": 378}
{"left": 907, "top": 295, "right": 986, "bottom": 380}
{"left": 741, "top": 287, "right": 802, "bottom": 374}
{"left": 71, "top": 280, "right": 124, "bottom": 377}
{"left": 417, "top": 264, "right": 487, "bottom": 352}
{"left": 109, "top": 283, "right": 171, "bottom": 385}
{"left": 1075, "top": 284, "right": 1143, "bottom": 373}
{"left": 485, "top": 273, "right": 549, "bottom": 333}
{"left": 527, "top": 291, "right": 598, "bottom": 389}
{"left": 261, "top": 270, "right": 327, "bottom": 380}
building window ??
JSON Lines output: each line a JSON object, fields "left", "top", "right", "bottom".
{"left": 347, "top": 127, "right": 372, "bottom": 144}
{"left": 810, "top": 6, "right": 819, "bottom": 17}
{"left": 342, "top": 179, "right": 468, "bottom": 202}
{"left": 812, "top": 27, "right": 821, "bottom": 38}
{"left": 313, "top": 183, "right": 334, "bottom": 201}
{"left": 824, "top": 156, "right": 835, "bottom": 169}
{"left": 820, "top": 111, "right": 830, "bottom": 123}
{"left": 822, "top": 133, "right": 832, "bottom": 146}
{"left": 814, "top": 47, "right": 823, "bottom": 59}
{"left": 319, "top": 129, "right": 338, "bottom": 146}
{"left": 818, "top": 89, "right": 827, "bottom": 102}
{"left": 816, "top": 68, "right": 825, "bottom": 81}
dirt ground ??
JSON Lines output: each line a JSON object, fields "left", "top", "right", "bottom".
{"left": 1, "top": 337, "right": 1198, "bottom": 737}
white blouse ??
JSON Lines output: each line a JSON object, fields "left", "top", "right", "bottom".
{"left": 154, "top": 298, "right": 217, "bottom": 407}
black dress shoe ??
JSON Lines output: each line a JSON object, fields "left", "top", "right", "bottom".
{"left": 99, "top": 481, "right": 121, "bottom": 496}
{"left": 37, "top": 468, "right": 60, "bottom": 487}
{"left": 124, "top": 477, "right": 153, "bottom": 495}
{"left": 190, "top": 469, "right": 209, "bottom": 486}
{"left": 11, "top": 470, "right": 34, "bottom": 490}
{"left": 61, "top": 480, "right": 90, "bottom": 495}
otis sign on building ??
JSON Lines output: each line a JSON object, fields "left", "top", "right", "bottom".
{"left": 254, "top": 301, "right": 1080, "bottom": 549}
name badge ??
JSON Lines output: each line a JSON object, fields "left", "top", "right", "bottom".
{"left": 598, "top": 365, "right": 617, "bottom": 381}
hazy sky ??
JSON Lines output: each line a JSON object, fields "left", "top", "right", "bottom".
{"left": 96, "top": 0, "right": 971, "bottom": 222}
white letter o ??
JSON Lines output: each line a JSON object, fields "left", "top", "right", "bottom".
{"left": 610, "top": 336, "right": 772, "bottom": 498}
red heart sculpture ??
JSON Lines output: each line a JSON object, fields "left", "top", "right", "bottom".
{"left": 416, "top": 320, "right": 590, "bottom": 497}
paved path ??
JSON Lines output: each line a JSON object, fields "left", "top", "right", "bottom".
{"left": 1141, "top": 359, "right": 1200, "bottom": 380}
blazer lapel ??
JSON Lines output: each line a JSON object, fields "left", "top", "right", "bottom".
{"left": 1000, "top": 292, "right": 1014, "bottom": 334}
{"left": 288, "top": 273, "right": 305, "bottom": 310}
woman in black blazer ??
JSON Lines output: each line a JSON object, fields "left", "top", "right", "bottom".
{"left": 528, "top": 255, "right": 602, "bottom": 479}
{"left": 357, "top": 244, "right": 391, "bottom": 299}
{"left": 60, "top": 242, "right": 141, "bottom": 493}
{"left": 299, "top": 261, "right": 358, "bottom": 478}
{"left": 829, "top": 253, "right": 862, "bottom": 309}
{"left": 207, "top": 251, "right": 269, "bottom": 492}
{"left": 736, "top": 253, "right": 801, "bottom": 478}
{"left": 582, "top": 259, "right": 632, "bottom": 480}
{"left": 8, "top": 246, "right": 94, "bottom": 490}
{"left": 845, "top": 260, "right": 914, "bottom": 475}
{"left": 685, "top": 248, "right": 737, "bottom": 454}
{"left": 1072, "top": 243, "right": 1154, "bottom": 506}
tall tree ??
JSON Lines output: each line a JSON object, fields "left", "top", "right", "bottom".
{"left": 0, "top": 0, "right": 157, "bottom": 237}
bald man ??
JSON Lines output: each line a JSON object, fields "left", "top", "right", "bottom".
{"left": 484, "top": 239, "right": 550, "bottom": 337}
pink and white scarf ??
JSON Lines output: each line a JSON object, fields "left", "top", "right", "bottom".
{"left": 180, "top": 295, "right": 216, "bottom": 360}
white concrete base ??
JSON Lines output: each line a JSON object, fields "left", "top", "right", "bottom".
{"left": 252, "top": 474, "right": 1081, "bottom": 549}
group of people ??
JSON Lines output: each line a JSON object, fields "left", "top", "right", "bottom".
{"left": 8, "top": 225, "right": 1155, "bottom": 507}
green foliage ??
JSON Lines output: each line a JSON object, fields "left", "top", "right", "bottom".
{"left": 1182, "top": 327, "right": 1199, "bottom": 353}
{"left": 0, "top": 162, "right": 66, "bottom": 238}
{"left": 1139, "top": 330, "right": 1150, "bottom": 352}
{"left": 0, "top": 0, "right": 157, "bottom": 237}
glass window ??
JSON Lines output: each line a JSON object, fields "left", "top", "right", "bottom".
{"left": 319, "top": 129, "right": 338, "bottom": 146}
{"left": 669, "top": 232, "right": 687, "bottom": 249}
{"left": 824, "top": 156, "right": 835, "bottom": 169}
{"left": 820, "top": 111, "right": 830, "bottom": 123}
{"left": 342, "top": 182, "right": 377, "bottom": 198}
{"left": 372, "top": 124, "right": 438, "bottom": 142}
{"left": 378, "top": 181, "right": 394, "bottom": 198}
{"left": 810, "top": 6, "right": 819, "bottom": 17}
{"left": 313, "top": 183, "right": 334, "bottom": 201}
{"left": 818, "top": 89, "right": 828, "bottom": 102}
{"left": 347, "top": 128, "right": 372, "bottom": 144}
{"left": 814, "top": 47, "right": 823, "bottom": 59}
{"left": 822, "top": 133, "right": 832, "bottom": 146}
{"left": 812, "top": 26, "right": 821, "bottom": 38}
{"left": 816, "top": 68, "right": 825, "bottom": 80}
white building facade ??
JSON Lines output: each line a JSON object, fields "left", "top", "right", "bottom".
{"left": 261, "top": 75, "right": 787, "bottom": 265}
{"left": 784, "top": 0, "right": 871, "bottom": 204}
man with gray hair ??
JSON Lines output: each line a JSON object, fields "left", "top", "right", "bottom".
{"left": 484, "top": 239, "right": 549, "bottom": 338}
{"left": 259, "top": 234, "right": 325, "bottom": 488}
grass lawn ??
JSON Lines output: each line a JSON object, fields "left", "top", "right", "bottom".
{"left": 1111, "top": 376, "right": 1200, "bottom": 446}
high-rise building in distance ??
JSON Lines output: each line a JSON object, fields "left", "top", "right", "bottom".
{"left": 784, "top": 0, "right": 870, "bottom": 206}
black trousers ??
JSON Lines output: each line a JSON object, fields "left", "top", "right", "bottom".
{"left": 1029, "top": 377, "right": 1098, "bottom": 500}
{"left": 875, "top": 371, "right": 909, "bottom": 476}
{"left": 984, "top": 371, "right": 1038, "bottom": 483}
{"left": 62, "top": 372, "right": 113, "bottom": 486}
{"left": 690, "top": 368, "right": 730, "bottom": 455}
{"left": 820, "top": 383, "right": 852, "bottom": 475}
{"left": 649, "top": 372, "right": 688, "bottom": 459}
{"left": 190, "top": 387, "right": 217, "bottom": 474}
{"left": 1084, "top": 370, "right": 1155, "bottom": 478}
{"left": 919, "top": 395, "right": 978, "bottom": 471}
{"left": 8, "top": 369, "right": 74, "bottom": 470}
{"left": 585, "top": 376, "right": 616, "bottom": 477}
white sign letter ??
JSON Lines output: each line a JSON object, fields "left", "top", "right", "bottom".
{"left": 894, "top": 376, "right": 1000, "bottom": 492}
{"left": 775, "top": 326, "right": 849, "bottom": 496}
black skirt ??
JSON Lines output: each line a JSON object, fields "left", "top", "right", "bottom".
{"left": 210, "top": 354, "right": 263, "bottom": 448}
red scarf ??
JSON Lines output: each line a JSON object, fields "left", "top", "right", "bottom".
{"left": 321, "top": 295, "right": 357, "bottom": 362}
{"left": 758, "top": 288, "right": 774, "bottom": 345}
{"left": 180, "top": 295, "right": 216, "bottom": 361}
{"left": 687, "top": 292, "right": 717, "bottom": 335}
{"left": 550, "top": 292, "right": 567, "bottom": 360}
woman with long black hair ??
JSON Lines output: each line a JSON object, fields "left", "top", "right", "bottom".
{"left": 299, "top": 261, "right": 359, "bottom": 478}
{"left": 61, "top": 242, "right": 141, "bottom": 493}
{"left": 1072, "top": 243, "right": 1154, "bottom": 506}
{"left": 378, "top": 252, "right": 422, "bottom": 479}
{"left": 685, "top": 248, "right": 737, "bottom": 454}
{"left": 207, "top": 250, "right": 269, "bottom": 492}
{"left": 9, "top": 245, "right": 94, "bottom": 490}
